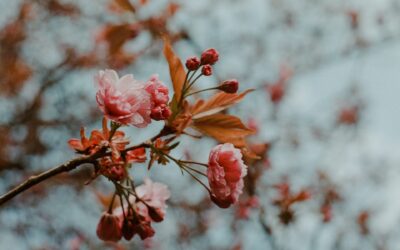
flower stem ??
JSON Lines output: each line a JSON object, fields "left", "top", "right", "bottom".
{"left": 185, "top": 87, "right": 218, "bottom": 97}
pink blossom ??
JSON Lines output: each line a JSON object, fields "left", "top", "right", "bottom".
{"left": 207, "top": 143, "right": 248, "bottom": 208}
{"left": 145, "top": 75, "right": 169, "bottom": 106}
{"left": 113, "top": 178, "right": 170, "bottom": 240}
{"left": 144, "top": 75, "right": 171, "bottom": 120}
{"left": 136, "top": 178, "right": 171, "bottom": 219}
{"left": 95, "top": 69, "right": 151, "bottom": 127}
{"left": 96, "top": 212, "right": 122, "bottom": 242}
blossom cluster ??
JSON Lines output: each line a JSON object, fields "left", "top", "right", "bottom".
{"left": 67, "top": 45, "right": 253, "bottom": 243}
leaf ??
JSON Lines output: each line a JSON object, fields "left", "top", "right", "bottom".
{"left": 163, "top": 40, "right": 186, "bottom": 103}
{"left": 191, "top": 89, "right": 253, "bottom": 119}
{"left": 112, "top": 0, "right": 136, "bottom": 13}
{"left": 104, "top": 24, "right": 136, "bottom": 54}
{"left": 192, "top": 114, "right": 255, "bottom": 147}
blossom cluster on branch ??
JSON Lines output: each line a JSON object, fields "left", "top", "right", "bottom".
{"left": 64, "top": 43, "right": 256, "bottom": 242}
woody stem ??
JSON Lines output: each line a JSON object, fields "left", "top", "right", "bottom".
{"left": 0, "top": 127, "right": 171, "bottom": 207}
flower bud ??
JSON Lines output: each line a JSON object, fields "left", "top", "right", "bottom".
{"left": 122, "top": 219, "right": 135, "bottom": 240}
{"left": 201, "top": 65, "right": 213, "bottom": 76}
{"left": 201, "top": 48, "right": 219, "bottom": 65}
{"left": 210, "top": 193, "right": 232, "bottom": 209}
{"left": 107, "top": 165, "right": 127, "bottom": 181}
{"left": 185, "top": 56, "right": 200, "bottom": 70}
{"left": 150, "top": 104, "right": 172, "bottom": 121}
{"left": 96, "top": 212, "right": 122, "bottom": 242}
{"left": 133, "top": 216, "right": 155, "bottom": 240}
{"left": 218, "top": 79, "right": 239, "bottom": 93}
{"left": 147, "top": 206, "right": 164, "bottom": 222}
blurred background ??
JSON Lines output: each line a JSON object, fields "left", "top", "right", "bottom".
{"left": 0, "top": 0, "right": 400, "bottom": 249}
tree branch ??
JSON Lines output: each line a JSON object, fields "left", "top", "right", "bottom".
{"left": 0, "top": 127, "right": 172, "bottom": 207}
{"left": 0, "top": 155, "right": 95, "bottom": 206}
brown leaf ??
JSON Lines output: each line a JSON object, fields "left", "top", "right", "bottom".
{"left": 104, "top": 24, "right": 136, "bottom": 54}
{"left": 242, "top": 146, "right": 261, "bottom": 160}
{"left": 46, "top": 0, "right": 80, "bottom": 16}
{"left": 163, "top": 40, "right": 186, "bottom": 103}
{"left": 112, "top": 0, "right": 136, "bottom": 13}
{"left": 191, "top": 89, "right": 253, "bottom": 119}
{"left": 192, "top": 114, "right": 255, "bottom": 147}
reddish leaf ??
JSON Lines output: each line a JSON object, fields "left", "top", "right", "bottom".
{"left": 103, "top": 24, "right": 137, "bottom": 54}
{"left": 163, "top": 40, "right": 186, "bottom": 103}
{"left": 191, "top": 89, "right": 253, "bottom": 119}
{"left": 192, "top": 114, "right": 255, "bottom": 147}
{"left": 112, "top": 0, "right": 136, "bottom": 13}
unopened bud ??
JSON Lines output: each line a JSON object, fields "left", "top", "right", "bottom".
{"left": 201, "top": 64, "right": 213, "bottom": 76}
{"left": 96, "top": 212, "right": 122, "bottom": 242}
{"left": 185, "top": 56, "right": 200, "bottom": 70}
{"left": 201, "top": 48, "right": 219, "bottom": 65}
{"left": 150, "top": 104, "right": 172, "bottom": 121}
{"left": 218, "top": 79, "right": 239, "bottom": 93}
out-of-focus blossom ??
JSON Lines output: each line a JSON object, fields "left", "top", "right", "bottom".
{"left": 267, "top": 82, "right": 285, "bottom": 104}
{"left": 273, "top": 182, "right": 311, "bottom": 224}
{"left": 236, "top": 196, "right": 260, "bottom": 219}
{"left": 207, "top": 143, "right": 248, "bottom": 208}
{"left": 265, "top": 64, "right": 292, "bottom": 104}
{"left": 321, "top": 204, "right": 332, "bottom": 223}
{"left": 96, "top": 212, "right": 122, "bottom": 242}
{"left": 95, "top": 69, "right": 152, "bottom": 127}
{"left": 357, "top": 211, "right": 370, "bottom": 235}
{"left": 338, "top": 106, "right": 359, "bottom": 125}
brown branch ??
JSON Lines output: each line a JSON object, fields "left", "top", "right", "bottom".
{"left": 0, "top": 127, "right": 172, "bottom": 207}
{"left": 0, "top": 154, "right": 95, "bottom": 206}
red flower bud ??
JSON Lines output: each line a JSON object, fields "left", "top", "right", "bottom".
{"left": 134, "top": 218, "right": 155, "bottom": 240}
{"left": 150, "top": 104, "right": 172, "bottom": 121}
{"left": 210, "top": 193, "right": 232, "bottom": 209}
{"left": 218, "top": 79, "right": 239, "bottom": 93}
{"left": 122, "top": 219, "right": 135, "bottom": 240}
{"left": 201, "top": 64, "right": 213, "bottom": 76}
{"left": 147, "top": 206, "right": 164, "bottom": 222}
{"left": 185, "top": 56, "right": 200, "bottom": 70}
{"left": 96, "top": 212, "right": 122, "bottom": 242}
{"left": 106, "top": 165, "right": 127, "bottom": 181}
{"left": 201, "top": 48, "right": 219, "bottom": 65}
